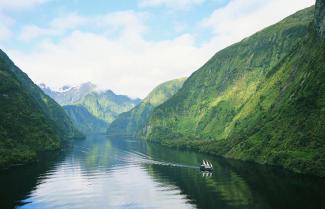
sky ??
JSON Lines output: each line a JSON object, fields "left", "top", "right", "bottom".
{"left": 0, "top": 0, "right": 315, "bottom": 98}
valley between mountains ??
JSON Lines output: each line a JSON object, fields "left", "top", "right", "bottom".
{"left": 0, "top": 0, "right": 324, "bottom": 178}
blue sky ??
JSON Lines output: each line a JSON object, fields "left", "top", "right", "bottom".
{"left": 0, "top": 0, "right": 315, "bottom": 98}
{"left": 3, "top": 0, "right": 228, "bottom": 51}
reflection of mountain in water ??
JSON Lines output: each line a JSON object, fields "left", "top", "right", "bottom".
{"left": 0, "top": 151, "right": 67, "bottom": 209}
{"left": 0, "top": 136, "right": 324, "bottom": 209}
{"left": 140, "top": 140, "right": 325, "bottom": 209}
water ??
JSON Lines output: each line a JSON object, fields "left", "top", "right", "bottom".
{"left": 1, "top": 134, "right": 325, "bottom": 209}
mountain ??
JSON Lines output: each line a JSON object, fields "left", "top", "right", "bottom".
{"left": 64, "top": 105, "right": 108, "bottom": 134}
{"left": 143, "top": 4, "right": 325, "bottom": 177}
{"left": 0, "top": 50, "right": 82, "bottom": 168}
{"left": 40, "top": 83, "right": 141, "bottom": 132}
{"left": 75, "top": 90, "right": 141, "bottom": 124}
{"left": 108, "top": 78, "right": 186, "bottom": 136}
{"left": 39, "top": 82, "right": 96, "bottom": 105}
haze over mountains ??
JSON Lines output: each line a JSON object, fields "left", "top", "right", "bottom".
{"left": 39, "top": 82, "right": 97, "bottom": 105}
{"left": 40, "top": 82, "right": 141, "bottom": 133}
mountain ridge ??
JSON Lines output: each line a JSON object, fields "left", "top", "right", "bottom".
{"left": 64, "top": 105, "right": 108, "bottom": 134}
{"left": 141, "top": 4, "right": 325, "bottom": 177}
{"left": 0, "top": 49, "right": 82, "bottom": 168}
{"left": 108, "top": 78, "right": 186, "bottom": 136}
{"left": 40, "top": 82, "right": 141, "bottom": 133}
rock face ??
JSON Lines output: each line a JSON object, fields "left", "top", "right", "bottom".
{"left": 315, "top": 0, "right": 325, "bottom": 36}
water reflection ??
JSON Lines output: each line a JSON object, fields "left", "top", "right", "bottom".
{"left": 201, "top": 172, "right": 213, "bottom": 177}
{"left": 0, "top": 135, "right": 324, "bottom": 209}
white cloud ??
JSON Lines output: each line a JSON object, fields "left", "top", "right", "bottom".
{"left": 139, "top": 0, "right": 205, "bottom": 9}
{"left": 0, "top": 0, "right": 48, "bottom": 42}
{"left": 19, "top": 11, "right": 145, "bottom": 42}
{"left": 19, "top": 14, "right": 87, "bottom": 41}
{"left": 0, "top": 13, "right": 14, "bottom": 41}
{"left": 0, "top": 0, "right": 47, "bottom": 11}
{"left": 201, "top": 0, "right": 315, "bottom": 51}
{"left": 50, "top": 13, "right": 88, "bottom": 31}
{"left": 10, "top": 31, "right": 210, "bottom": 98}
{"left": 19, "top": 25, "right": 57, "bottom": 41}
{"left": 96, "top": 11, "right": 147, "bottom": 43}
{"left": 10, "top": 0, "right": 316, "bottom": 98}
{"left": 11, "top": 11, "right": 212, "bottom": 98}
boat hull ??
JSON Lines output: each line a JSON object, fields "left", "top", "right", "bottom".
{"left": 200, "top": 165, "right": 213, "bottom": 172}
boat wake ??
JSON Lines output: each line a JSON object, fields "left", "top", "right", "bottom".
{"left": 122, "top": 150, "right": 199, "bottom": 170}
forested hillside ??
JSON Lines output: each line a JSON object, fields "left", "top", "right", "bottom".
{"left": 108, "top": 78, "right": 186, "bottom": 136}
{"left": 0, "top": 50, "right": 82, "bottom": 168}
{"left": 40, "top": 84, "right": 141, "bottom": 133}
{"left": 143, "top": 4, "right": 325, "bottom": 177}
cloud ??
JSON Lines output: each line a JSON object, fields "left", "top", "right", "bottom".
{"left": 50, "top": 13, "right": 88, "bottom": 31}
{"left": 0, "top": 0, "right": 47, "bottom": 11}
{"left": 96, "top": 11, "right": 148, "bottom": 42}
{"left": 0, "top": 13, "right": 14, "bottom": 41}
{"left": 0, "top": 0, "right": 48, "bottom": 42}
{"left": 11, "top": 11, "right": 213, "bottom": 98}
{"left": 201, "top": 0, "right": 315, "bottom": 51}
{"left": 19, "top": 25, "right": 57, "bottom": 41}
{"left": 10, "top": 0, "right": 315, "bottom": 98}
{"left": 19, "top": 11, "right": 146, "bottom": 42}
{"left": 19, "top": 14, "right": 87, "bottom": 41}
{"left": 11, "top": 31, "right": 210, "bottom": 98}
{"left": 139, "top": 0, "right": 205, "bottom": 9}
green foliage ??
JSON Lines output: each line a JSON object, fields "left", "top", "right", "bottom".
{"left": 108, "top": 78, "right": 186, "bottom": 136}
{"left": 143, "top": 6, "right": 325, "bottom": 177}
{"left": 64, "top": 105, "right": 109, "bottom": 134}
{"left": 0, "top": 50, "right": 83, "bottom": 168}
{"left": 40, "top": 83, "right": 140, "bottom": 132}
{"left": 76, "top": 90, "right": 140, "bottom": 124}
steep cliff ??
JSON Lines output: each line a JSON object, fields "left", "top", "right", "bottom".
{"left": 144, "top": 5, "right": 325, "bottom": 177}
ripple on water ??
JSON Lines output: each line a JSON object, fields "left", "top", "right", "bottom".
{"left": 8, "top": 136, "right": 325, "bottom": 209}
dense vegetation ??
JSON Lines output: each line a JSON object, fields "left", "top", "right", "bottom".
{"left": 143, "top": 5, "right": 325, "bottom": 177}
{"left": 64, "top": 105, "right": 108, "bottom": 134}
{"left": 108, "top": 78, "right": 186, "bottom": 136}
{"left": 76, "top": 90, "right": 140, "bottom": 124}
{"left": 0, "top": 50, "right": 82, "bottom": 168}
{"left": 40, "top": 83, "right": 141, "bottom": 132}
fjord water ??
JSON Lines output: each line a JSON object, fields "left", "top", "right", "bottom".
{"left": 1, "top": 135, "right": 324, "bottom": 209}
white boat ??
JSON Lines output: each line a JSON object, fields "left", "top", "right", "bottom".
{"left": 200, "top": 160, "right": 213, "bottom": 172}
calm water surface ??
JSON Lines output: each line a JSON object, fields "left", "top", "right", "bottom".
{"left": 0, "top": 134, "right": 325, "bottom": 209}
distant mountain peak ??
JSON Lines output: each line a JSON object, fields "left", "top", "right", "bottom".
{"left": 59, "top": 85, "right": 73, "bottom": 92}
{"left": 38, "top": 83, "right": 48, "bottom": 89}
{"left": 79, "top": 82, "right": 96, "bottom": 89}
{"left": 39, "top": 82, "right": 142, "bottom": 124}
{"left": 104, "top": 89, "right": 115, "bottom": 95}
{"left": 315, "top": 0, "right": 325, "bottom": 36}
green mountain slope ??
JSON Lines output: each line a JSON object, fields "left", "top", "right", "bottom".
{"left": 0, "top": 50, "right": 82, "bottom": 168}
{"left": 76, "top": 90, "right": 141, "bottom": 124}
{"left": 40, "top": 84, "right": 141, "bottom": 125}
{"left": 64, "top": 105, "right": 108, "bottom": 134}
{"left": 144, "top": 5, "right": 325, "bottom": 177}
{"left": 108, "top": 78, "right": 186, "bottom": 136}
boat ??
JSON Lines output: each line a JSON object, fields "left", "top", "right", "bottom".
{"left": 200, "top": 160, "right": 213, "bottom": 172}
